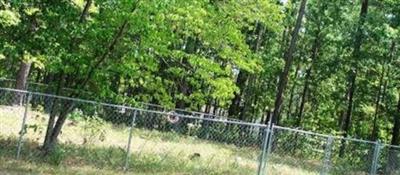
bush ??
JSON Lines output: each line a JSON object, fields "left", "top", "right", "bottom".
{"left": 47, "top": 146, "right": 66, "bottom": 166}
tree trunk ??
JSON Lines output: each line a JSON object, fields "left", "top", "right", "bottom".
{"left": 212, "top": 99, "right": 219, "bottom": 115}
{"left": 339, "top": 0, "right": 368, "bottom": 157}
{"left": 386, "top": 93, "right": 400, "bottom": 173}
{"left": 239, "top": 76, "right": 256, "bottom": 121}
{"left": 228, "top": 21, "right": 265, "bottom": 120}
{"left": 14, "top": 61, "right": 32, "bottom": 105}
{"left": 391, "top": 93, "right": 400, "bottom": 145}
{"left": 371, "top": 41, "right": 395, "bottom": 141}
{"left": 382, "top": 41, "right": 396, "bottom": 135}
{"left": 42, "top": 72, "right": 65, "bottom": 154}
{"left": 111, "top": 75, "right": 120, "bottom": 95}
{"left": 297, "top": 23, "right": 321, "bottom": 127}
{"left": 228, "top": 71, "right": 248, "bottom": 118}
{"left": 204, "top": 103, "right": 211, "bottom": 114}
{"left": 265, "top": 109, "right": 271, "bottom": 125}
{"left": 297, "top": 68, "right": 310, "bottom": 127}
{"left": 13, "top": 4, "right": 40, "bottom": 103}
{"left": 175, "top": 79, "right": 190, "bottom": 109}
{"left": 42, "top": 0, "right": 140, "bottom": 154}
{"left": 272, "top": 0, "right": 307, "bottom": 125}
{"left": 260, "top": 113, "right": 265, "bottom": 124}
{"left": 42, "top": 0, "right": 94, "bottom": 153}
{"left": 79, "top": 0, "right": 92, "bottom": 23}
{"left": 370, "top": 62, "right": 386, "bottom": 141}
{"left": 42, "top": 102, "right": 74, "bottom": 153}
{"left": 286, "top": 64, "right": 300, "bottom": 121}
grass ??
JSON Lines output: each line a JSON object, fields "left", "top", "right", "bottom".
{"left": 0, "top": 105, "right": 321, "bottom": 175}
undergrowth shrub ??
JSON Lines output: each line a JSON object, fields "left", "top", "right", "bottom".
{"left": 81, "top": 117, "right": 107, "bottom": 145}
{"left": 47, "top": 146, "right": 66, "bottom": 166}
{"left": 68, "top": 109, "right": 107, "bottom": 145}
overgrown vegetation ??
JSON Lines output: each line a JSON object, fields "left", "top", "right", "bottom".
{"left": 0, "top": 105, "right": 257, "bottom": 174}
{"left": 1, "top": 105, "right": 329, "bottom": 175}
{"left": 1, "top": 0, "right": 400, "bottom": 173}
{"left": 3, "top": 103, "right": 400, "bottom": 174}
{"left": 1, "top": 0, "right": 400, "bottom": 153}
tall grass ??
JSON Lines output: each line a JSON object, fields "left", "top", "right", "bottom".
{"left": 0, "top": 105, "right": 258, "bottom": 174}
{"left": 0, "top": 105, "right": 329, "bottom": 174}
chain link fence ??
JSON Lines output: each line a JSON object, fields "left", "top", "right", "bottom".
{"left": 1, "top": 87, "right": 400, "bottom": 174}
{"left": 0, "top": 78, "right": 233, "bottom": 120}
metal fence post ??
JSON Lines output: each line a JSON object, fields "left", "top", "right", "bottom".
{"left": 257, "top": 126, "right": 270, "bottom": 175}
{"left": 264, "top": 124, "right": 275, "bottom": 175}
{"left": 16, "top": 92, "right": 31, "bottom": 159}
{"left": 321, "top": 136, "right": 333, "bottom": 175}
{"left": 370, "top": 141, "right": 382, "bottom": 175}
{"left": 124, "top": 109, "right": 137, "bottom": 171}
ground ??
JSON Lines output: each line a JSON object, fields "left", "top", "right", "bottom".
{"left": 0, "top": 105, "right": 318, "bottom": 175}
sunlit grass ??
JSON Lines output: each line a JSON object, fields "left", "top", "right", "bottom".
{"left": 0, "top": 105, "right": 321, "bottom": 174}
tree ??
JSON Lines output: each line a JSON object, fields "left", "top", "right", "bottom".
{"left": 2, "top": 0, "right": 400, "bottom": 162}
{"left": 272, "top": 0, "right": 307, "bottom": 125}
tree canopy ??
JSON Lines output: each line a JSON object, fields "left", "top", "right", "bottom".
{"left": 1, "top": 0, "right": 400, "bottom": 151}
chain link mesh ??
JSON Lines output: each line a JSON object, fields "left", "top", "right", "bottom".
{"left": 265, "top": 126, "right": 328, "bottom": 174}
{"left": 0, "top": 90, "right": 26, "bottom": 155}
{"left": 328, "top": 138, "right": 375, "bottom": 174}
{"left": 129, "top": 110, "right": 263, "bottom": 174}
{"left": 379, "top": 145, "right": 400, "bottom": 175}
{"left": 1, "top": 87, "right": 400, "bottom": 174}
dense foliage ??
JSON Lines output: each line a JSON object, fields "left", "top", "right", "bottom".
{"left": 1, "top": 0, "right": 400, "bottom": 151}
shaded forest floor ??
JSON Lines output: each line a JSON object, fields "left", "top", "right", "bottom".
{"left": 0, "top": 105, "right": 319, "bottom": 175}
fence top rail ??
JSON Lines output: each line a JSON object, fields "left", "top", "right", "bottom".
{"left": 273, "top": 125, "right": 333, "bottom": 138}
{"left": 342, "top": 136, "right": 377, "bottom": 145}
{"left": 273, "top": 125, "right": 379, "bottom": 145}
{"left": 0, "top": 87, "right": 266, "bottom": 128}
{"left": 0, "top": 79, "right": 237, "bottom": 121}
{"left": 383, "top": 144, "right": 400, "bottom": 149}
